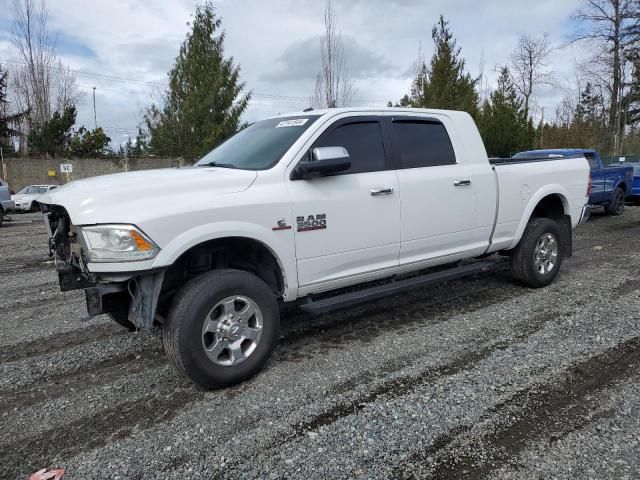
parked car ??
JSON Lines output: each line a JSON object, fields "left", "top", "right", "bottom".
{"left": 38, "top": 108, "right": 590, "bottom": 389}
{"left": 514, "top": 149, "right": 634, "bottom": 216}
{"left": 11, "top": 185, "right": 59, "bottom": 212}
{"left": 0, "top": 178, "right": 15, "bottom": 227}
{"left": 629, "top": 163, "right": 640, "bottom": 204}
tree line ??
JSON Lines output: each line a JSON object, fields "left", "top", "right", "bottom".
{"left": 1, "top": 0, "right": 639, "bottom": 160}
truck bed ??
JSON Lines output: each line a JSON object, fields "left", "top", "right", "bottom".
{"left": 489, "top": 154, "right": 583, "bottom": 165}
{"left": 489, "top": 156, "right": 590, "bottom": 253}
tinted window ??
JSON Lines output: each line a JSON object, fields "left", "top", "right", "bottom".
{"left": 393, "top": 120, "right": 456, "bottom": 168}
{"left": 585, "top": 153, "right": 599, "bottom": 170}
{"left": 313, "top": 121, "right": 386, "bottom": 174}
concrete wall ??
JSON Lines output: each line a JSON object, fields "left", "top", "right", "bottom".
{"left": 2, "top": 157, "right": 182, "bottom": 192}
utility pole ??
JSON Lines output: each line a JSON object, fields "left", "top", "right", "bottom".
{"left": 92, "top": 87, "right": 97, "bottom": 129}
{"left": 540, "top": 107, "right": 544, "bottom": 147}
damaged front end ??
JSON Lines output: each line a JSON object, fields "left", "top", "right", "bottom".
{"left": 42, "top": 204, "right": 165, "bottom": 331}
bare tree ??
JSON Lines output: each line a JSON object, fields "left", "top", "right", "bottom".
{"left": 11, "top": 0, "right": 78, "bottom": 129}
{"left": 53, "top": 61, "right": 79, "bottom": 113}
{"left": 312, "top": 0, "right": 356, "bottom": 109}
{"left": 571, "top": 0, "right": 637, "bottom": 154}
{"left": 510, "top": 33, "right": 553, "bottom": 119}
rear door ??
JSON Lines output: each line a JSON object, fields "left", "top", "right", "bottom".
{"left": 389, "top": 115, "right": 487, "bottom": 265}
{"left": 287, "top": 115, "right": 401, "bottom": 291}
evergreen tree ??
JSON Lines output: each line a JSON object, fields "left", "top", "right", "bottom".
{"left": 477, "top": 66, "right": 533, "bottom": 157}
{"left": 67, "top": 126, "right": 111, "bottom": 157}
{"left": 133, "top": 127, "right": 149, "bottom": 156}
{"left": 145, "top": 2, "right": 250, "bottom": 160}
{"left": 410, "top": 16, "right": 479, "bottom": 116}
{"left": 28, "top": 105, "right": 77, "bottom": 157}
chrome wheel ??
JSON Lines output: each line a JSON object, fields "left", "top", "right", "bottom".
{"left": 201, "top": 295, "right": 263, "bottom": 367}
{"left": 533, "top": 233, "right": 558, "bottom": 275}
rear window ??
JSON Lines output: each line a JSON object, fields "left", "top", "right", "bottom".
{"left": 585, "top": 153, "right": 599, "bottom": 170}
{"left": 392, "top": 120, "right": 456, "bottom": 168}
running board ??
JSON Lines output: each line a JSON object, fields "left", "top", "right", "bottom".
{"left": 299, "top": 260, "right": 510, "bottom": 316}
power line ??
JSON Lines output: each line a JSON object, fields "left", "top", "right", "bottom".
{"left": 0, "top": 58, "right": 313, "bottom": 101}
{"left": 1, "top": 57, "right": 389, "bottom": 104}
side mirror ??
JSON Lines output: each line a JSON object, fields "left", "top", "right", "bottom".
{"left": 292, "top": 146, "right": 351, "bottom": 180}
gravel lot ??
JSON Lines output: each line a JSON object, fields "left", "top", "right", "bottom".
{"left": 1, "top": 208, "right": 639, "bottom": 479}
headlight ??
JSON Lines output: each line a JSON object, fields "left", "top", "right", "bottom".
{"left": 80, "top": 225, "right": 160, "bottom": 262}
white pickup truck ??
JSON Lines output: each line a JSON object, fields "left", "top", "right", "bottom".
{"left": 39, "top": 108, "right": 590, "bottom": 388}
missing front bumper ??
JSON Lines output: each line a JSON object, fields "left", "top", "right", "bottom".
{"left": 58, "top": 264, "right": 95, "bottom": 292}
{"left": 85, "top": 283, "right": 129, "bottom": 316}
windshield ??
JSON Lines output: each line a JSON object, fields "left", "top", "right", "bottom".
{"left": 17, "top": 186, "right": 47, "bottom": 195}
{"left": 195, "top": 116, "right": 319, "bottom": 170}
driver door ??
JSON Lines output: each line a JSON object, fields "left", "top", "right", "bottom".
{"left": 286, "top": 115, "right": 401, "bottom": 294}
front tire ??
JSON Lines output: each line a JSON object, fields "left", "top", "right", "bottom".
{"left": 163, "top": 269, "right": 280, "bottom": 389}
{"left": 605, "top": 187, "right": 625, "bottom": 216}
{"left": 511, "top": 218, "right": 564, "bottom": 288}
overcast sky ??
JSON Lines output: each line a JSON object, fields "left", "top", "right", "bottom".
{"left": 0, "top": 0, "right": 588, "bottom": 145}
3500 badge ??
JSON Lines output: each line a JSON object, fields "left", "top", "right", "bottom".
{"left": 296, "top": 214, "right": 327, "bottom": 232}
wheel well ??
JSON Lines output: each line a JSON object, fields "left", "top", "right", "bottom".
{"left": 618, "top": 182, "right": 627, "bottom": 193}
{"left": 159, "top": 237, "right": 285, "bottom": 311}
{"left": 531, "top": 194, "right": 567, "bottom": 221}
{"left": 528, "top": 193, "right": 572, "bottom": 257}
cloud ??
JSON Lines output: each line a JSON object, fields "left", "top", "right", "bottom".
{"left": 262, "top": 34, "right": 395, "bottom": 83}
{"left": 0, "top": 0, "right": 593, "bottom": 143}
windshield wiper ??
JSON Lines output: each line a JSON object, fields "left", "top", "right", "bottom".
{"left": 200, "top": 161, "right": 237, "bottom": 169}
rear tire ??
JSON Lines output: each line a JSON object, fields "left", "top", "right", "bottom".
{"left": 163, "top": 269, "right": 280, "bottom": 389}
{"left": 605, "top": 187, "right": 625, "bottom": 216}
{"left": 511, "top": 218, "right": 564, "bottom": 288}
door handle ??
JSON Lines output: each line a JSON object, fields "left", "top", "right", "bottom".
{"left": 370, "top": 187, "right": 394, "bottom": 196}
{"left": 453, "top": 179, "right": 472, "bottom": 187}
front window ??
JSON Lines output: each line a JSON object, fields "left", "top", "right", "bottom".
{"left": 195, "top": 116, "right": 319, "bottom": 170}
{"left": 18, "top": 186, "right": 47, "bottom": 194}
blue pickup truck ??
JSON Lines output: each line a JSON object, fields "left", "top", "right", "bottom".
{"left": 630, "top": 163, "right": 640, "bottom": 203}
{"left": 514, "top": 149, "right": 634, "bottom": 216}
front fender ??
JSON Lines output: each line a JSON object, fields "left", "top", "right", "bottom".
{"left": 151, "top": 221, "right": 298, "bottom": 300}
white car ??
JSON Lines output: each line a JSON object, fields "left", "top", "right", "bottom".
{"left": 38, "top": 107, "right": 591, "bottom": 389}
{"left": 12, "top": 185, "right": 58, "bottom": 212}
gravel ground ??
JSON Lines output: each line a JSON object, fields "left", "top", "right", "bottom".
{"left": 0, "top": 207, "right": 639, "bottom": 479}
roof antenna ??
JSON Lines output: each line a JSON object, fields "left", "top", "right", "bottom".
{"left": 303, "top": 107, "right": 314, "bottom": 112}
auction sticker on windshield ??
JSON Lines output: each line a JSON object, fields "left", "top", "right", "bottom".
{"left": 276, "top": 119, "right": 309, "bottom": 128}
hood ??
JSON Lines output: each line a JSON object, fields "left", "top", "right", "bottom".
{"left": 37, "top": 166, "right": 257, "bottom": 225}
